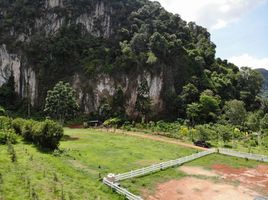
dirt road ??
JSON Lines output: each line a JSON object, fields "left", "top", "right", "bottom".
{"left": 99, "top": 128, "right": 208, "bottom": 151}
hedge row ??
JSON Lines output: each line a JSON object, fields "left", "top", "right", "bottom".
{"left": 0, "top": 116, "right": 63, "bottom": 150}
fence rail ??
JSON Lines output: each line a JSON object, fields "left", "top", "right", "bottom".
{"left": 103, "top": 178, "right": 143, "bottom": 200}
{"left": 218, "top": 148, "right": 268, "bottom": 162}
{"left": 103, "top": 147, "right": 268, "bottom": 200}
{"left": 114, "top": 149, "right": 216, "bottom": 182}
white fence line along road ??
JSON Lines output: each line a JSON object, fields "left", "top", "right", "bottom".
{"left": 114, "top": 149, "right": 216, "bottom": 182}
{"left": 103, "top": 178, "right": 143, "bottom": 200}
{"left": 218, "top": 148, "right": 268, "bottom": 162}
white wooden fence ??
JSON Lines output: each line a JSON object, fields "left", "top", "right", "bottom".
{"left": 103, "top": 178, "right": 143, "bottom": 200}
{"left": 218, "top": 148, "right": 268, "bottom": 162}
{"left": 114, "top": 149, "right": 216, "bottom": 182}
{"left": 103, "top": 147, "right": 268, "bottom": 200}
{"left": 103, "top": 149, "right": 215, "bottom": 200}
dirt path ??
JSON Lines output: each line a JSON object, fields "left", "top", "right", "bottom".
{"left": 98, "top": 128, "right": 208, "bottom": 151}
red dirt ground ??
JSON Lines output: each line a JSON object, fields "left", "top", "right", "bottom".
{"left": 212, "top": 164, "right": 268, "bottom": 194}
{"left": 146, "top": 177, "right": 260, "bottom": 200}
{"left": 145, "top": 165, "right": 268, "bottom": 200}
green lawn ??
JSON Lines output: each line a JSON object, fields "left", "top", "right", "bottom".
{"left": 0, "top": 128, "right": 196, "bottom": 200}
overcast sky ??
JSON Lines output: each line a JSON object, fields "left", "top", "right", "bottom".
{"left": 151, "top": 0, "right": 268, "bottom": 69}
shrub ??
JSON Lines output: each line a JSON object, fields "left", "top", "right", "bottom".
{"left": 36, "top": 120, "right": 64, "bottom": 150}
{"left": 154, "top": 121, "right": 181, "bottom": 133}
{"left": 0, "top": 116, "right": 12, "bottom": 130}
{"left": 122, "top": 121, "right": 133, "bottom": 131}
{"left": 103, "top": 118, "right": 122, "bottom": 128}
{"left": 1, "top": 116, "right": 63, "bottom": 150}
{"left": 0, "top": 106, "right": 6, "bottom": 116}
{"left": 0, "top": 129, "right": 17, "bottom": 144}
{"left": 22, "top": 120, "right": 36, "bottom": 141}
{"left": 0, "top": 130, "right": 7, "bottom": 144}
{"left": 213, "top": 124, "right": 233, "bottom": 144}
{"left": 263, "top": 135, "right": 268, "bottom": 148}
{"left": 194, "top": 125, "right": 212, "bottom": 142}
{"left": 12, "top": 118, "right": 26, "bottom": 135}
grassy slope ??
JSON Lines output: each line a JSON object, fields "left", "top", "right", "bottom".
{"left": 0, "top": 128, "right": 196, "bottom": 200}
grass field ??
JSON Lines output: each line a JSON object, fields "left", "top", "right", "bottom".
{"left": 0, "top": 128, "right": 196, "bottom": 200}
{"left": 0, "top": 128, "right": 267, "bottom": 200}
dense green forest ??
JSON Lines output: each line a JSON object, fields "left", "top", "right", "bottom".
{"left": 0, "top": 0, "right": 267, "bottom": 127}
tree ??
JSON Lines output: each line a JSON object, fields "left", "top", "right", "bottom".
{"left": 246, "top": 112, "right": 268, "bottom": 147}
{"left": 199, "top": 90, "right": 221, "bottom": 123}
{"left": 112, "top": 86, "right": 125, "bottom": 117}
{"left": 130, "top": 33, "right": 148, "bottom": 54}
{"left": 260, "top": 114, "right": 268, "bottom": 132}
{"left": 180, "top": 83, "right": 199, "bottom": 105}
{"left": 44, "top": 81, "right": 79, "bottom": 124}
{"left": 135, "top": 77, "right": 151, "bottom": 122}
{"left": 237, "top": 67, "right": 264, "bottom": 109}
{"left": 0, "top": 73, "right": 17, "bottom": 109}
{"left": 149, "top": 32, "right": 168, "bottom": 58}
{"left": 246, "top": 112, "right": 261, "bottom": 132}
{"left": 216, "top": 124, "right": 232, "bottom": 145}
{"left": 224, "top": 100, "right": 247, "bottom": 126}
{"left": 146, "top": 51, "right": 158, "bottom": 64}
{"left": 186, "top": 103, "right": 201, "bottom": 126}
{"left": 98, "top": 98, "right": 112, "bottom": 121}
{"left": 195, "top": 125, "right": 210, "bottom": 142}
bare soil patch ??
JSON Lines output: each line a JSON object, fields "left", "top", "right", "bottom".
{"left": 146, "top": 177, "right": 260, "bottom": 200}
{"left": 212, "top": 164, "right": 268, "bottom": 194}
{"left": 179, "top": 166, "right": 219, "bottom": 177}
{"left": 145, "top": 165, "right": 268, "bottom": 200}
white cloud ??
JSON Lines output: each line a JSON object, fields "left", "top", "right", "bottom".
{"left": 229, "top": 54, "right": 268, "bottom": 69}
{"left": 153, "top": 0, "right": 267, "bottom": 30}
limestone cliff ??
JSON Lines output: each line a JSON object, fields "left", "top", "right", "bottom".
{"left": 0, "top": 0, "right": 216, "bottom": 118}
{"left": 0, "top": 0, "right": 166, "bottom": 116}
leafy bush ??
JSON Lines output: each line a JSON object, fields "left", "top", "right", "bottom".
{"left": 263, "top": 135, "right": 268, "bottom": 148}
{"left": 20, "top": 119, "right": 64, "bottom": 150}
{"left": 0, "top": 106, "right": 6, "bottom": 116}
{"left": 122, "top": 121, "right": 133, "bottom": 131}
{"left": 22, "top": 119, "right": 36, "bottom": 141}
{"left": 0, "top": 129, "right": 17, "bottom": 144}
{"left": 12, "top": 118, "right": 26, "bottom": 135}
{"left": 149, "top": 121, "right": 181, "bottom": 134}
{"left": 194, "top": 124, "right": 215, "bottom": 142}
{"left": 33, "top": 120, "right": 64, "bottom": 150}
{"left": 0, "top": 116, "right": 12, "bottom": 129}
{"left": 103, "top": 118, "right": 122, "bottom": 128}
{"left": 11, "top": 117, "right": 64, "bottom": 150}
